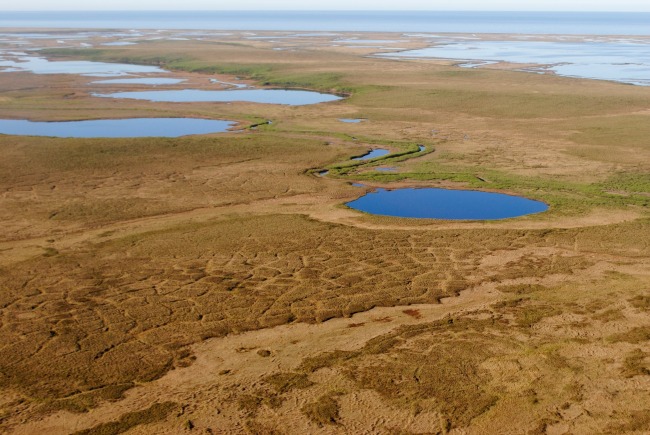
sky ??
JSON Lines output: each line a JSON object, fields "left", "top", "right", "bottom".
{"left": 3, "top": 1, "right": 650, "bottom": 12}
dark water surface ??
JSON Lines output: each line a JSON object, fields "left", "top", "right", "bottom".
{"left": 93, "top": 89, "right": 342, "bottom": 105}
{"left": 347, "top": 188, "right": 548, "bottom": 220}
{"left": 0, "top": 118, "right": 235, "bottom": 138}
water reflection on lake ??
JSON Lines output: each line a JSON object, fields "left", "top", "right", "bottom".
{"left": 381, "top": 40, "right": 650, "bottom": 86}
{"left": 0, "top": 55, "right": 165, "bottom": 76}
{"left": 347, "top": 187, "right": 548, "bottom": 220}
{"left": 93, "top": 89, "right": 342, "bottom": 105}
{"left": 92, "top": 77, "right": 186, "bottom": 85}
{"left": 101, "top": 41, "right": 137, "bottom": 46}
{"left": 0, "top": 117, "right": 235, "bottom": 138}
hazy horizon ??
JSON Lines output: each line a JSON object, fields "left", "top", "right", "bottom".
{"left": 2, "top": 0, "right": 650, "bottom": 12}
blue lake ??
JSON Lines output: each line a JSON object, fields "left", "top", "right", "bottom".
{"left": 0, "top": 118, "right": 235, "bottom": 138}
{"left": 383, "top": 40, "right": 650, "bottom": 86}
{"left": 337, "top": 39, "right": 401, "bottom": 44}
{"left": 353, "top": 149, "right": 389, "bottom": 160}
{"left": 347, "top": 188, "right": 548, "bottom": 220}
{"left": 93, "top": 89, "right": 342, "bottom": 105}
{"left": 0, "top": 55, "right": 165, "bottom": 76}
{"left": 339, "top": 118, "right": 365, "bottom": 123}
{"left": 92, "top": 77, "right": 186, "bottom": 85}
{"left": 101, "top": 41, "right": 137, "bottom": 46}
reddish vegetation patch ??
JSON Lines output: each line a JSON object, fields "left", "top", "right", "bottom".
{"left": 403, "top": 309, "right": 422, "bottom": 319}
{"left": 373, "top": 317, "right": 394, "bottom": 323}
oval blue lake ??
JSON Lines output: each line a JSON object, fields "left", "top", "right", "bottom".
{"left": 92, "top": 89, "right": 342, "bottom": 105}
{"left": 0, "top": 118, "right": 236, "bottom": 138}
{"left": 353, "top": 149, "right": 389, "bottom": 160}
{"left": 346, "top": 188, "right": 548, "bottom": 220}
{"left": 339, "top": 118, "right": 365, "bottom": 123}
{"left": 92, "top": 77, "right": 186, "bottom": 85}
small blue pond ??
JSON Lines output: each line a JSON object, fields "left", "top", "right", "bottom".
{"left": 353, "top": 149, "right": 389, "bottom": 160}
{"left": 0, "top": 118, "right": 236, "bottom": 138}
{"left": 346, "top": 188, "right": 548, "bottom": 220}
{"left": 339, "top": 118, "right": 365, "bottom": 123}
{"left": 93, "top": 89, "right": 342, "bottom": 105}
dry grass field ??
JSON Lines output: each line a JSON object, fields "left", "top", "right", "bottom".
{"left": 0, "top": 31, "right": 648, "bottom": 434}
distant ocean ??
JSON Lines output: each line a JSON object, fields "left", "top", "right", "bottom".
{"left": 1, "top": 11, "right": 649, "bottom": 35}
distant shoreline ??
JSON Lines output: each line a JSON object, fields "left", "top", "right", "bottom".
{"left": 1, "top": 11, "right": 649, "bottom": 35}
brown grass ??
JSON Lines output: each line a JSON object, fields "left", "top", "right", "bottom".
{"left": 263, "top": 372, "right": 314, "bottom": 394}
{"left": 609, "top": 326, "right": 650, "bottom": 344}
{"left": 0, "top": 30, "right": 649, "bottom": 434}
{"left": 70, "top": 402, "right": 177, "bottom": 435}
{"left": 621, "top": 349, "right": 650, "bottom": 378}
{"left": 301, "top": 393, "right": 341, "bottom": 427}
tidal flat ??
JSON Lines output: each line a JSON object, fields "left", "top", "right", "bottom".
{"left": 0, "top": 29, "right": 649, "bottom": 435}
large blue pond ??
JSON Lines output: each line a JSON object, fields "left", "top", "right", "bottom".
{"left": 0, "top": 118, "right": 236, "bottom": 138}
{"left": 93, "top": 89, "right": 342, "bottom": 105}
{"left": 347, "top": 188, "right": 548, "bottom": 220}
